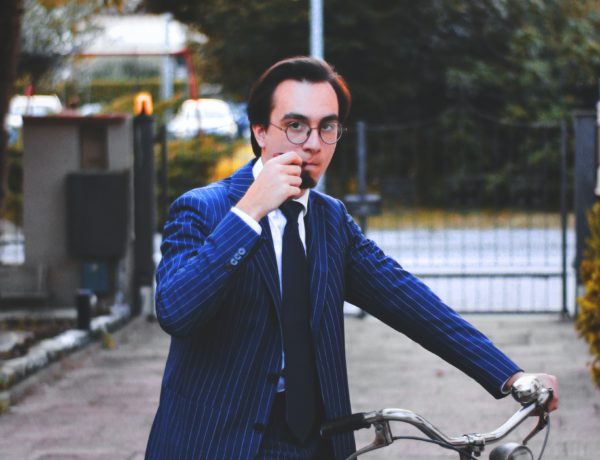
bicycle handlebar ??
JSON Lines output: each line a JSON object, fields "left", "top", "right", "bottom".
{"left": 320, "top": 412, "right": 373, "bottom": 438}
{"left": 321, "top": 376, "right": 553, "bottom": 455}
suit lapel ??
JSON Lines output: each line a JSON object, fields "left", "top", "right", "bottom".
{"left": 306, "top": 195, "right": 328, "bottom": 338}
{"left": 227, "top": 160, "right": 281, "bottom": 310}
{"left": 255, "top": 218, "right": 282, "bottom": 311}
{"left": 227, "top": 161, "right": 328, "bottom": 330}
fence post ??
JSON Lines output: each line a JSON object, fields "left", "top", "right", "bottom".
{"left": 560, "top": 119, "right": 568, "bottom": 317}
{"left": 572, "top": 111, "right": 597, "bottom": 316}
{"left": 356, "top": 120, "right": 367, "bottom": 232}
{"left": 159, "top": 124, "right": 169, "bottom": 228}
{"left": 133, "top": 112, "right": 156, "bottom": 316}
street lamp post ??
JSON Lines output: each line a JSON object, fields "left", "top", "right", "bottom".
{"left": 310, "top": 0, "right": 326, "bottom": 192}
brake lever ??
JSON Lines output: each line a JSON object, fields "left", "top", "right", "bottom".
{"left": 522, "top": 411, "right": 549, "bottom": 445}
{"left": 346, "top": 421, "right": 393, "bottom": 460}
{"left": 522, "top": 387, "right": 553, "bottom": 446}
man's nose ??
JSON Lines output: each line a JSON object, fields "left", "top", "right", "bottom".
{"left": 302, "top": 127, "right": 321, "bottom": 150}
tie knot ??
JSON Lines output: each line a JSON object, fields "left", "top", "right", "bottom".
{"left": 279, "top": 201, "right": 304, "bottom": 222}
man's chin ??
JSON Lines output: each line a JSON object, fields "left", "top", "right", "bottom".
{"left": 300, "top": 170, "right": 317, "bottom": 189}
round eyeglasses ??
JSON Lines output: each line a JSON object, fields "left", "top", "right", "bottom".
{"left": 269, "top": 120, "right": 344, "bottom": 145}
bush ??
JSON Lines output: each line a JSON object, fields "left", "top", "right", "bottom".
{"left": 576, "top": 202, "right": 600, "bottom": 388}
{"left": 155, "top": 136, "right": 250, "bottom": 229}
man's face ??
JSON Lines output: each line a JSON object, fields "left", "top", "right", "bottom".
{"left": 252, "top": 80, "right": 340, "bottom": 188}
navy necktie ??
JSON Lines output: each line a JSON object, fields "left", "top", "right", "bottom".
{"left": 279, "top": 201, "right": 317, "bottom": 444}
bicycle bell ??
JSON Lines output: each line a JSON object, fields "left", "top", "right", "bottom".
{"left": 511, "top": 375, "right": 542, "bottom": 405}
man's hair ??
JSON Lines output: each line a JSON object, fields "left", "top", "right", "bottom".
{"left": 247, "top": 56, "right": 351, "bottom": 157}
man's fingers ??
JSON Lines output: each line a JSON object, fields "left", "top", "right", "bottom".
{"left": 280, "top": 164, "right": 302, "bottom": 176}
{"left": 288, "top": 175, "right": 302, "bottom": 187}
{"left": 270, "top": 151, "right": 302, "bottom": 166}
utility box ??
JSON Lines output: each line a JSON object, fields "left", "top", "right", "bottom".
{"left": 20, "top": 114, "right": 134, "bottom": 307}
{"left": 66, "top": 171, "right": 129, "bottom": 259}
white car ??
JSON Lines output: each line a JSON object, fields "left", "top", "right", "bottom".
{"left": 5, "top": 95, "right": 63, "bottom": 145}
{"left": 167, "top": 98, "right": 238, "bottom": 139}
{"left": 6, "top": 94, "right": 63, "bottom": 130}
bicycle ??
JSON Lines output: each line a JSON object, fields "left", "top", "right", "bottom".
{"left": 321, "top": 375, "right": 553, "bottom": 459}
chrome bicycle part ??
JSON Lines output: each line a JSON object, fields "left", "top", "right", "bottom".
{"left": 511, "top": 375, "right": 543, "bottom": 405}
{"left": 323, "top": 380, "right": 553, "bottom": 459}
{"left": 489, "top": 442, "right": 534, "bottom": 460}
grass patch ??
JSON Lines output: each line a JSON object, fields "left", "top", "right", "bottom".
{"left": 361, "top": 208, "right": 574, "bottom": 230}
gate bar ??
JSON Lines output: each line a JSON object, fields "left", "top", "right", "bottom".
{"left": 560, "top": 119, "right": 568, "bottom": 317}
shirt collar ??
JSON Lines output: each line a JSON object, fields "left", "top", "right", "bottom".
{"left": 252, "top": 157, "right": 310, "bottom": 217}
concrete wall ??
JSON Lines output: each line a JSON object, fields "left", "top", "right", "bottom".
{"left": 21, "top": 115, "right": 133, "bottom": 307}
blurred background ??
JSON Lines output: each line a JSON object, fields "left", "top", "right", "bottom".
{"left": 2, "top": 3, "right": 600, "bottom": 458}
{"left": 3, "top": 0, "right": 600, "bottom": 329}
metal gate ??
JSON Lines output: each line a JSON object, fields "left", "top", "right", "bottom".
{"left": 328, "top": 108, "right": 574, "bottom": 314}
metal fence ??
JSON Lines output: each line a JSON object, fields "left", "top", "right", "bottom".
{"left": 1, "top": 110, "right": 576, "bottom": 313}
{"left": 328, "top": 108, "right": 574, "bottom": 314}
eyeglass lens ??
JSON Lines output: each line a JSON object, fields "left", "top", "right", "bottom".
{"left": 286, "top": 121, "right": 342, "bottom": 144}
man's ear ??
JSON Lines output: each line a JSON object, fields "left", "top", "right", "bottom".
{"left": 252, "top": 124, "right": 267, "bottom": 148}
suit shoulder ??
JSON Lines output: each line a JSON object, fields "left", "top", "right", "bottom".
{"left": 310, "top": 190, "right": 343, "bottom": 209}
{"left": 173, "top": 178, "right": 231, "bottom": 208}
{"left": 310, "top": 190, "right": 348, "bottom": 216}
{"left": 168, "top": 179, "right": 233, "bottom": 226}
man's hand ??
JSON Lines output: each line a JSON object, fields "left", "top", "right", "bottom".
{"left": 505, "top": 372, "right": 559, "bottom": 412}
{"left": 237, "top": 152, "right": 303, "bottom": 221}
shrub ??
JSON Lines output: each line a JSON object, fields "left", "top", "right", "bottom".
{"left": 155, "top": 136, "right": 250, "bottom": 229}
{"left": 576, "top": 202, "right": 600, "bottom": 388}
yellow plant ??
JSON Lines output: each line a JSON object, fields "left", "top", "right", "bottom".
{"left": 576, "top": 202, "right": 600, "bottom": 387}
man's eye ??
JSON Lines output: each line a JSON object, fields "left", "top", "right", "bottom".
{"left": 321, "top": 122, "right": 337, "bottom": 132}
{"left": 287, "top": 121, "right": 305, "bottom": 131}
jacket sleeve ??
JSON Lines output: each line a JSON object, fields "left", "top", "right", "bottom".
{"left": 341, "top": 205, "right": 521, "bottom": 399}
{"left": 155, "top": 190, "right": 261, "bottom": 337}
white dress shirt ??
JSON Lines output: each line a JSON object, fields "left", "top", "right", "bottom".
{"left": 231, "top": 158, "right": 310, "bottom": 391}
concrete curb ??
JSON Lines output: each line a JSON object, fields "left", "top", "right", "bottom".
{"left": 0, "top": 304, "right": 131, "bottom": 413}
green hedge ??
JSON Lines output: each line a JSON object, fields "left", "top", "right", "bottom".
{"left": 85, "top": 78, "right": 188, "bottom": 104}
{"left": 155, "top": 136, "right": 245, "bottom": 229}
{"left": 15, "top": 78, "right": 189, "bottom": 106}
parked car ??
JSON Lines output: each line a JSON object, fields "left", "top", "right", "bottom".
{"left": 229, "top": 101, "right": 250, "bottom": 139}
{"left": 4, "top": 94, "right": 63, "bottom": 145}
{"left": 167, "top": 98, "right": 238, "bottom": 139}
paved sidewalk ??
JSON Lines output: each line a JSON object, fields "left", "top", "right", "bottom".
{"left": 0, "top": 314, "right": 598, "bottom": 459}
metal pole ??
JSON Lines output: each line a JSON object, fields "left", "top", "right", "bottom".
{"left": 161, "top": 13, "right": 174, "bottom": 103}
{"left": 133, "top": 113, "right": 156, "bottom": 316}
{"left": 357, "top": 120, "right": 367, "bottom": 232}
{"left": 160, "top": 124, "right": 168, "bottom": 229}
{"left": 310, "top": 0, "right": 324, "bottom": 59}
{"left": 572, "top": 111, "right": 597, "bottom": 318}
{"left": 310, "top": 0, "right": 326, "bottom": 193}
{"left": 560, "top": 119, "right": 568, "bottom": 317}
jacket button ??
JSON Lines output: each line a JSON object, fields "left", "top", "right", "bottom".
{"left": 267, "top": 372, "right": 279, "bottom": 383}
{"left": 253, "top": 423, "right": 265, "bottom": 432}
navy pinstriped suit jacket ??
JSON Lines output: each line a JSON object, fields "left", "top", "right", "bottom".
{"left": 146, "top": 160, "right": 521, "bottom": 459}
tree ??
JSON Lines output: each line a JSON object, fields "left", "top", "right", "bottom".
{"left": 19, "top": 0, "right": 117, "bottom": 92}
{"left": 144, "top": 0, "right": 600, "bottom": 124}
{"left": 0, "top": 1, "right": 24, "bottom": 217}
{"left": 0, "top": 0, "right": 127, "bottom": 220}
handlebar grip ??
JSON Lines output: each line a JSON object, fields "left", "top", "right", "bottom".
{"left": 320, "top": 413, "right": 371, "bottom": 438}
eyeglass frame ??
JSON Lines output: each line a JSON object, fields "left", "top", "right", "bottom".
{"left": 268, "top": 120, "right": 345, "bottom": 145}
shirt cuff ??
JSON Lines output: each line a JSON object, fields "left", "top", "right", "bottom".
{"left": 231, "top": 207, "right": 262, "bottom": 235}
{"left": 500, "top": 370, "right": 524, "bottom": 395}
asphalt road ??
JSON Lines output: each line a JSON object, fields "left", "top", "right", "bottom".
{"left": 0, "top": 313, "right": 597, "bottom": 459}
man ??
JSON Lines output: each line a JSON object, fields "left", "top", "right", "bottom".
{"left": 146, "top": 56, "right": 558, "bottom": 459}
